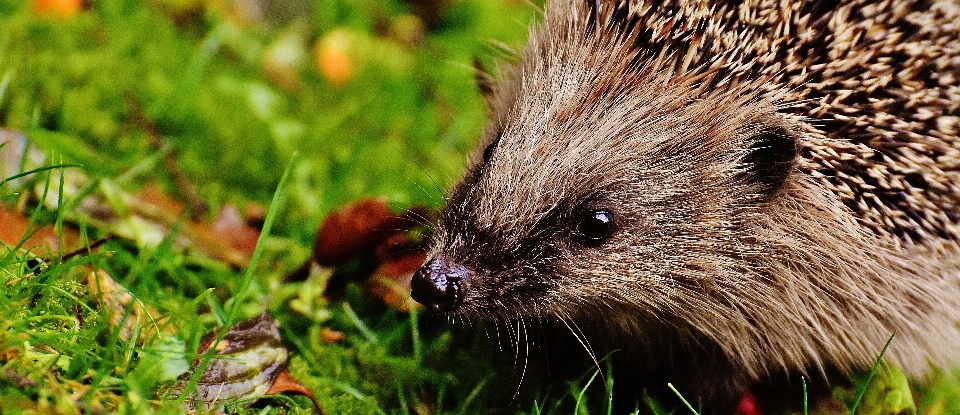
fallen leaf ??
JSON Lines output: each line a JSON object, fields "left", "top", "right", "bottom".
{"left": 88, "top": 269, "right": 171, "bottom": 343}
{"left": 176, "top": 312, "right": 291, "bottom": 411}
{"left": 0, "top": 204, "right": 80, "bottom": 257}
{"left": 319, "top": 327, "right": 344, "bottom": 344}
{"left": 312, "top": 197, "right": 420, "bottom": 266}
{"left": 366, "top": 247, "right": 426, "bottom": 312}
{"left": 210, "top": 204, "right": 261, "bottom": 256}
{"left": 307, "top": 198, "right": 431, "bottom": 309}
{"left": 265, "top": 370, "right": 325, "bottom": 414}
{"left": 134, "top": 183, "right": 186, "bottom": 218}
{"left": 125, "top": 184, "right": 259, "bottom": 267}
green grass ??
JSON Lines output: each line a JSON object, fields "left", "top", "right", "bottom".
{"left": 0, "top": 0, "right": 558, "bottom": 413}
{"left": 1, "top": 1, "right": 960, "bottom": 414}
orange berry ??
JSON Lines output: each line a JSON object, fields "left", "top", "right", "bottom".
{"left": 314, "top": 29, "right": 356, "bottom": 87}
{"left": 32, "top": 0, "right": 83, "bottom": 19}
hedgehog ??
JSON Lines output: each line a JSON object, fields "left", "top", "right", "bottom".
{"left": 409, "top": 0, "right": 960, "bottom": 409}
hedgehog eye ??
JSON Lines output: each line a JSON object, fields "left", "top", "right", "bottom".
{"left": 742, "top": 126, "right": 798, "bottom": 197}
{"left": 482, "top": 141, "right": 497, "bottom": 163}
{"left": 575, "top": 209, "right": 616, "bottom": 245}
{"left": 482, "top": 137, "right": 501, "bottom": 164}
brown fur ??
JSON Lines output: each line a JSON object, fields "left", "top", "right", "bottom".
{"left": 411, "top": 0, "right": 960, "bottom": 407}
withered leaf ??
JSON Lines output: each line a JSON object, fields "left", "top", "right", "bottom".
{"left": 266, "top": 370, "right": 325, "bottom": 414}
{"left": 365, "top": 247, "right": 426, "bottom": 312}
{"left": 0, "top": 204, "right": 80, "bottom": 256}
{"left": 312, "top": 197, "right": 422, "bottom": 266}
{"left": 88, "top": 269, "right": 170, "bottom": 343}
{"left": 210, "top": 204, "right": 261, "bottom": 256}
{"left": 176, "top": 312, "right": 293, "bottom": 410}
{"left": 130, "top": 185, "right": 261, "bottom": 267}
{"left": 319, "top": 327, "right": 344, "bottom": 344}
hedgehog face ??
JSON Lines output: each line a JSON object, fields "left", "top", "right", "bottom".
{"left": 411, "top": 95, "right": 800, "bottom": 324}
{"left": 410, "top": 0, "right": 802, "bottom": 324}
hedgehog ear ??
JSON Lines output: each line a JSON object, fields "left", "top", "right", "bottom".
{"left": 740, "top": 126, "right": 799, "bottom": 197}
{"left": 473, "top": 57, "right": 496, "bottom": 108}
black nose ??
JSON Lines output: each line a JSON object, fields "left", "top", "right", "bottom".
{"left": 410, "top": 257, "right": 470, "bottom": 312}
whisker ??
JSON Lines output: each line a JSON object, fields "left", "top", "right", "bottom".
{"left": 512, "top": 318, "right": 530, "bottom": 401}
{"left": 401, "top": 210, "right": 436, "bottom": 228}
{"left": 559, "top": 314, "right": 605, "bottom": 383}
{"left": 382, "top": 140, "right": 448, "bottom": 203}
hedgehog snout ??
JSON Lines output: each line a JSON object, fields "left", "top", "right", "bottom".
{"left": 410, "top": 256, "right": 471, "bottom": 313}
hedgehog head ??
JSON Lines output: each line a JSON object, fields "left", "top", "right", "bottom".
{"left": 411, "top": 0, "right": 801, "bottom": 329}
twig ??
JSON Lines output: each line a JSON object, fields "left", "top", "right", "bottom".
{"left": 125, "top": 93, "right": 208, "bottom": 221}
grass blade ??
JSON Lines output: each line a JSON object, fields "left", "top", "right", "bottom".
{"left": 574, "top": 369, "right": 601, "bottom": 415}
{"left": 0, "top": 163, "right": 80, "bottom": 189}
{"left": 174, "top": 152, "right": 300, "bottom": 406}
{"left": 803, "top": 376, "right": 808, "bottom": 415}
{"left": 668, "top": 383, "right": 701, "bottom": 415}
{"left": 849, "top": 332, "right": 896, "bottom": 415}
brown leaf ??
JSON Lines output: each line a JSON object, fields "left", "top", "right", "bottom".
{"left": 210, "top": 204, "right": 260, "bottom": 256}
{"left": 0, "top": 204, "right": 79, "bottom": 257}
{"left": 374, "top": 229, "right": 427, "bottom": 260}
{"left": 365, "top": 248, "right": 427, "bottom": 312}
{"left": 265, "top": 370, "right": 325, "bottom": 414}
{"left": 178, "top": 312, "right": 289, "bottom": 411}
{"left": 319, "top": 327, "right": 344, "bottom": 344}
{"left": 195, "top": 312, "right": 284, "bottom": 356}
{"left": 134, "top": 183, "right": 186, "bottom": 218}
{"left": 312, "top": 197, "right": 420, "bottom": 266}
{"left": 88, "top": 269, "right": 171, "bottom": 343}
{"left": 127, "top": 185, "right": 259, "bottom": 267}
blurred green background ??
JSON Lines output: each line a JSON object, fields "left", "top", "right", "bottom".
{"left": 0, "top": 0, "right": 537, "bottom": 241}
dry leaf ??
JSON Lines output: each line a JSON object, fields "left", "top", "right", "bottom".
{"left": 319, "top": 327, "right": 344, "bottom": 344}
{"left": 265, "top": 370, "right": 325, "bottom": 414}
{"left": 312, "top": 197, "right": 420, "bottom": 266}
{"left": 87, "top": 269, "right": 170, "bottom": 343}
{"left": 177, "top": 312, "right": 291, "bottom": 411}
{"left": 127, "top": 184, "right": 260, "bottom": 267}
{"left": 210, "top": 204, "right": 260, "bottom": 256}
{"left": 366, "top": 248, "right": 426, "bottom": 312}
{"left": 0, "top": 204, "right": 80, "bottom": 257}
